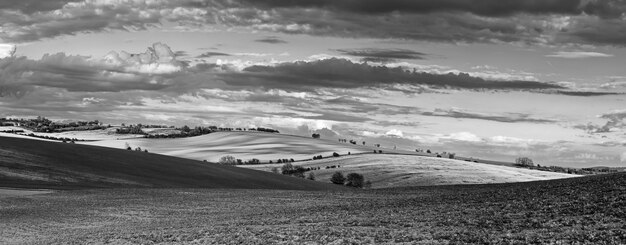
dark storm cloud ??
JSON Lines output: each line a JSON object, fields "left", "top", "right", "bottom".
{"left": 255, "top": 37, "right": 288, "bottom": 44}
{"left": 242, "top": 0, "right": 587, "bottom": 17}
{"left": 218, "top": 58, "right": 563, "bottom": 91}
{"left": 2, "top": 0, "right": 626, "bottom": 46}
{"left": 554, "top": 90, "right": 623, "bottom": 96}
{"left": 336, "top": 48, "right": 426, "bottom": 63}
{"left": 422, "top": 109, "right": 557, "bottom": 123}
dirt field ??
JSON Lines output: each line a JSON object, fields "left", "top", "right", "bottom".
{"left": 1, "top": 173, "right": 624, "bottom": 244}
{"left": 241, "top": 154, "right": 579, "bottom": 188}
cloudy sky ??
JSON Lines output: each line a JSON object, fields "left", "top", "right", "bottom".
{"left": 1, "top": 0, "right": 626, "bottom": 167}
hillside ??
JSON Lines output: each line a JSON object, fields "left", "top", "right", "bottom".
{"left": 82, "top": 131, "right": 381, "bottom": 162}
{"left": 242, "top": 154, "right": 578, "bottom": 188}
{"left": 0, "top": 136, "right": 344, "bottom": 191}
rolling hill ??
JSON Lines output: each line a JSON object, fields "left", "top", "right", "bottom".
{"left": 81, "top": 131, "right": 382, "bottom": 162}
{"left": 242, "top": 154, "right": 579, "bottom": 188}
{"left": 0, "top": 136, "right": 345, "bottom": 191}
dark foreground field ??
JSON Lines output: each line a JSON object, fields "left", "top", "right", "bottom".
{"left": 2, "top": 173, "right": 625, "bottom": 244}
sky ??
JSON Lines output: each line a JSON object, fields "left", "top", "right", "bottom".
{"left": 1, "top": 0, "right": 626, "bottom": 167}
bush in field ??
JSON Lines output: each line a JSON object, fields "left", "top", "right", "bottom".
{"left": 307, "top": 172, "right": 315, "bottom": 180}
{"left": 330, "top": 172, "right": 346, "bottom": 185}
{"left": 271, "top": 167, "right": 279, "bottom": 174}
{"left": 218, "top": 155, "right": 238, "bottom": 165}
{"left": 333, "top": 152, "right": 340, "bottom": 157}
{"left": 293, "top": 168, "right": 305, "bottom": 178}
{"left": 281, "top": 163, "right": 294, "bottom": 174}
{"left": 345, "top": 173, "right": 365, "bottom": 188}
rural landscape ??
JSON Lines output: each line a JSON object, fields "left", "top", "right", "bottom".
{"left": 2, "top": 0, "right": 626, "bottom": 244}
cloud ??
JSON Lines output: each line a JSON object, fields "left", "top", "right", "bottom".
{"left": 442, "top": 132, "right": 483, "bottom": 142}
{"left": 0, "top": 43, "right": 185, "bottom": 95}
{"left": 0, "top": 0, "right": 79, "bottom": 13}
{"left": 336, "top": 48, "right": 426, "bottom": 63}
{"left": 223, "top": 0, "right": 626, "bottom": 46}
{"left": 423, "top": 108, "right": 556, "bottom": 123}
{"left": 254, "top": 36, "right": 288, "bottom": 44}
{"left": 598, "top": 110, "right": 626, "bottom": 132}
{"left": 2, "top": 0, "right": 626, "bottom": 46}
{"left": 579, "top": 109, "right": 626, "bottom": 133}
{"left": 546, "top": 51, "right": 614, "bottom": 59}
{"left": 196, "top": 52, "right": 231, "bottom": 58}
{"left": 385, "top": 129, "right": 404, "bottom": 137}
{"left": 0, "top": 44, "right": 16, "bottom": 58}
{"left": 0, "top": 0, "right": 209, "bottom": 43}
{"left": 219, "top": 58, "right": 562, "bottom": 91}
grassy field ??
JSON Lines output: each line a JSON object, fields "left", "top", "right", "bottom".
{"left": 0, "top": 136, "right": 343, "bottom": 191}
{"left": 1, "top": 173, "right": 624, "bottom": 244}
{"left": 242, "top": 154, "right": 578, "bottom": 188}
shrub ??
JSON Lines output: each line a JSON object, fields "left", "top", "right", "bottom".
{"left": 293, "top": 170, "right": 305, "bottom": 178}
{"left": 330, "top": 172, "right": 345, "bottom": 185}
{"left": 218, "top": 155, "right": 238, "bottom": 165}
{"left": 333, "top": 152, "right": 340, "bottom": 157}
{"left": 307, "top": 172, "right": 315, "bottom": 180}
{"left": 345, "top": 173, "right": 365, "bottom": 188}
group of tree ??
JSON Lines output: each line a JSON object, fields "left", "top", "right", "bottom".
{"left": 1, "top": 116, "right": 108, "bottom": 133}
{"left": 270, "top": 158, "right": 295, "bottom": 164}
{"left": 312, "top": 133, "right": 320, "bottom": 139}
{"left": 515, "top": 157, "right": 535, "bottom": 167}
{"left": 216, "top": 155, "right": 265, "bottom": 165}
{"left": 124, "top": 142, "right": 148, "bottom": 152}
{"left": 280, "top": 163, "right": 307, "bottom": 178}
{"left": 330, "top": 172, "right": 371, "bottom": 188}
{"left": 118, "top": 124, "right": 280, "bottom": 138}
{"left": 312, "top": 155, "right": 324, "bottom": 160}
{"left": 18, "top": 133, "right": 82, "bottom": 143}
